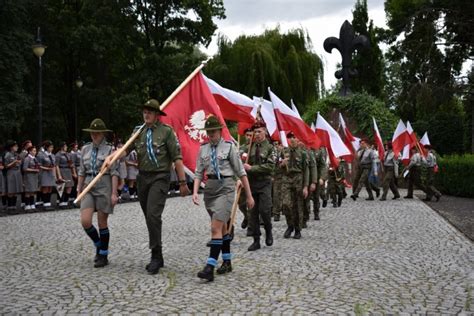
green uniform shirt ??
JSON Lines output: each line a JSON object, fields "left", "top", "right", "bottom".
{"left": 280, "top": 147, "right": 310, "bottom": 187}
{"left": 307, "top": 149, "right": 318, "bottom": 184}
{"left": 128, "top": 122, "right": 183, "bottom": 172}
{"left": 315, "top": 148, "right": 328, "bottom": 180}
{"left": 245, "top": 139, "right": 276, "bottom": 178}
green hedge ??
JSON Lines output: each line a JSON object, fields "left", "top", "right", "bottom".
{"left": 435, "top": 154, "right": 474, "bottom": 198}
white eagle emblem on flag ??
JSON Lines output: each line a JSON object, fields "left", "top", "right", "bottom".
{"left": 184, "top": 110, "right": 208, "bottom": 142}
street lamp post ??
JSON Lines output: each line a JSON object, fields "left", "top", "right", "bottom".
{"left": 32, "top": 27, "right": 46, "bottom": 145}
{"left": 74, "top": 75, "right": 83, "bottom": 142}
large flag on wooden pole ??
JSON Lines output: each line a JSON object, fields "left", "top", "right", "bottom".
{"left": 161, "top": 71, "right": 231, "bottom": 173}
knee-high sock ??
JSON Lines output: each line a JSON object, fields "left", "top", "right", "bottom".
{"left": 207, "top": 239, "right": 223, "bottom": 267}
{"left": 84, "top": 225, "right": 101, "bottom": 249}
{"left": 99, "top": 227, "right": 110, "bottom": 256}
{"left": 221, "top": 234, "right": 232, "bottom": 262}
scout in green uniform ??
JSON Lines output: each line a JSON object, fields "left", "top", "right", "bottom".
{"left": 192, "top": 116, "right": 254, "bottom": 281}
{"left": 328, "top": 158, "right": 345, "bottom": 207}
{"left": 380, "top": 141, "right": 400, "bottom": 200}
{"left": 77, "top": 119, "right": 119, "bottom": 268}
{"left": 423, "top": 144, "right": 442, "bottom": 202}
{"left": 279, "top": 133, "right": 310, "bottom": 239}
{"left": 105, "top": 99, "right": 190, "bottom": 275}
{"left": 351, "top": 138, "right": 377, "bottom": 201}
{"left": 404, "top": 147, "right": 428, "bottom": 199}
{"left": 243, "top": 120, "right": 276, "bottom": 251}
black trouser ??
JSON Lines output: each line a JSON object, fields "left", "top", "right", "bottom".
{"left": 248, "top": 179, "right": 272, "bottom": 237}
{"left": 407, "top": 167, "right": 427, "bottom": 197}
{"left": 137, "top": 172, "right": 170, "bottom": 255}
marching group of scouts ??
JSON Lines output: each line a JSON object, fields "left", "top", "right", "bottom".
{"left": 1, "top": 98, "right": 442, "bottom": 281}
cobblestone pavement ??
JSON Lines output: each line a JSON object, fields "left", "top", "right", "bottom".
{"left": 1, "top": 190, "right": 473, "bottom": 314}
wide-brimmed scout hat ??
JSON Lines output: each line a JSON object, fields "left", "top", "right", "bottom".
{"left": 142, "top": 99, "right": 167, "bottom": 116}
{"left": 82, "top": 118, "right": 112, "bottom": 133}
{"left": 199, "top": 115, "right": 224, "bottom": 131}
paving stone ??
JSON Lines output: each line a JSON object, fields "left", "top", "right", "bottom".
{"left": 0, "top": 190, "right": 473, "bottom": 314}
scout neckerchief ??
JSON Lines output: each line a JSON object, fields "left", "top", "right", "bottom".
{"left": 210, "top": 139, "right": 221, "bottom": 180}
{"left": 91, "top": 146, "right": 98, "bottom": 176}
{"left": 146, "top": 127, "right": 159, "bottom": 167}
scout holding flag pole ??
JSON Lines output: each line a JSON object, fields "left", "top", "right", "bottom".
{"left": 192, "top": 115, "right": 254, "bottom": 282}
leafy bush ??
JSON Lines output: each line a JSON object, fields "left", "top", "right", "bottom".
{"left": 435, "top": 154, "right": 474, "bottom": 198}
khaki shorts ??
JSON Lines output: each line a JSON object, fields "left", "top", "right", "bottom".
{"left": 80, "top": 176, "right": 114, "bottom": 214}
{"left": 204, "top": 178, "right": 235, "bottom": 222}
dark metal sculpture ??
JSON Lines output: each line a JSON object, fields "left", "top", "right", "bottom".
{"left": 324, "top": 20, "right": 369, "bottom": 96}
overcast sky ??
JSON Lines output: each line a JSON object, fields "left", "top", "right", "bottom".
{"left": 201, "top": 0, "right": 387, "bottom": 91}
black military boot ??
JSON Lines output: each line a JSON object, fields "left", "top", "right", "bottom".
{"left": 293, "top": 229, "right": 301, "bottom": 239}
{"left": 273, "top": 214, "right": 280, "bottom": 222}
{"left": 314, "top": 210, "right": 320, "bottom": 221}
{"left": 248, "top": 237, "right": 261, "bottom": 251}
{"left": 337, "top": 195, "right": 342, "bottom": 207}
{"left": 216, "top": 261, "right": 232, "bottom": 275}
{"left": 322, "top": 199, "right": 328, "bottom": 208}
{"left": 332, "top": 200, "right": 337, "bottom": 207}
{"left": 146, "top": 249, "right": 164, "bottom": 274}
{"left": 197, "top": 264, "right": 214, "bottom": 281}
{"left": 241, "top": 218, "right": 248, "bottom": 229}
{"left": 265, "top": 229, "right": 273, "bottom": 246}
{"left": 94, "top": 255, "right": 108, "bottom": 268}
{"left": 284, "top": 226, "right": 294, "bottom": 238}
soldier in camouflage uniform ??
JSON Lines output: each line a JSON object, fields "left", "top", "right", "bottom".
{"left": 328, "top": 158, "right": 345, "bottom": 207}
{"left": 300, "top": 141, "right": 317, "bottom": 228}
{"left": 238, "top": 128, "right": 253, "bottom": 232}
{"left": 243, "top": 121, "right": 276, "bottom": 251}
{"left": 272, "top": 141, "right": 285, "bottom": 222}
{"left": 279, "top": 132, "right": 310, "bottom": 239}
{"left": 104, "top": 99, "right": 190, "bottom": 275}
{"left": 310, "top": 147, "right": 328, "bottom": 220}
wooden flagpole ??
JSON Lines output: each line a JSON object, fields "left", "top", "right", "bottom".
{"left": 74, "top": 58, "right": 211, "bottom": 204}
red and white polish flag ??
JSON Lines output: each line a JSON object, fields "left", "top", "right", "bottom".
{"left": 268, "top": 88, "right": 319, "bottom": 148}
{"left": 372, "top": 117, "right": 385, "bottom": 162}
{"left": 315, "top": 112, "right": 351, "bottom": 167}
{"left": 338, "top": 113, "right": 360, "bottom": 162}
{"left": 391, "top": 119, "right": 408, "bottom": 158}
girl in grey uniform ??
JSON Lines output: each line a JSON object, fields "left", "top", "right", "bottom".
{"left": 192, "top": 116, "right": 254, "bottom": 281}
{"left": 38, "top": 141, "right": 56, "bottom": 210}
{"left": 22, "top": 146, "right": 40, "bottom": 211}
{"left": 56, "top": 142, "right": 75, "bottom": 208}
{"left": 77, "top": 118, "right": 119, "bottom": 268}
{"left": 125, "top": 150, "right": 138, "bottom": 200}
{"left": 4, "top": 141, "right": 23, "bottom": 213}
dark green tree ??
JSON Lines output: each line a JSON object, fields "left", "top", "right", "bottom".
{"left": 205, "top": 28, "right": 324, "bottom": 114}
{"left": 351, "top": 0, "right": 386, "bottom": 99}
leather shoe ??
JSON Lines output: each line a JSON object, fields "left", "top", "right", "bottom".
{"left": 322, "top": 200, "right": 328, "bottom": 208}
{"left": 350, "top": 195, "right": 357, "bottom": 201}
{"left": 216, "top": 261, "right": 232, "bottom": 275}
{"left": 197, "top": 264, "right": 214, "bottom": 281}
{"left": 366, "top": 197, "right": 374, "bottom": 201}
{"left": 375, "top": 190, "right": 380, "bottom": 198}
{"left": 404, "top": 196, "right": 413, "bottom": 199}
{"left": 284, "top": 226, "right": 293, "bottom": 238}
{"left": 94, "top": 255, "right": 108, "bottom": 268}
{"left": 393, "top": 195, "right": 400, "bottom": 200}
{"left": 435, "top": 195, "right": 441, "bottom": 202}
{"left": 241, "top": 219, "right": 248, "bottom": 229}
{"left": 314, "top": 212, "right": 320, "bottom": 221}
{"left": 293, "top": 230, "right": 301, "bottom": 239}
{"left": 273, "top": 214, "right": 280, "bottom": 222}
